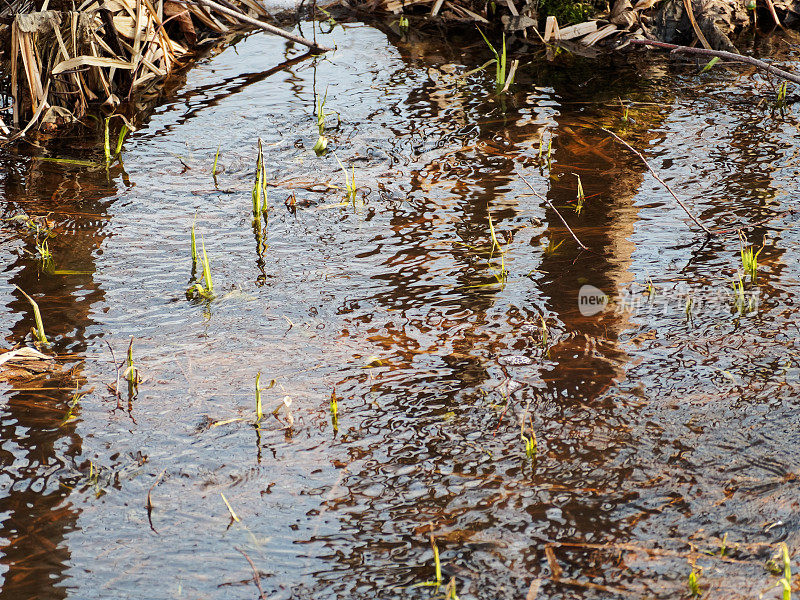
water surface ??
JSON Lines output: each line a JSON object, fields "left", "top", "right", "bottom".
{"left": 1, "top": 22, "right": 800, "bottom": 600}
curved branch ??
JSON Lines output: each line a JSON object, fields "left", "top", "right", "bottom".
{"left": 629, "top": 39, "right": 800, "bottom": 85}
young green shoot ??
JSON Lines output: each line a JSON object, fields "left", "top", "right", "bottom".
{"left": 701, "top": 56, "right": 720, "bottom": 73}
{"left": 444, "top": 577, "right": 460, "bottom": 600}
{"left": 104, "top": 117, "right": 111, "bottom": 167}
{"left": 477, "top": 29, "right": 515, "bottom": 93}
{"left": 646, "top": 276, "right": 656, "bottom": 299}
{"left": 487, "top": 210, "right": 508, "bottom": 285}
{"left": 740, "top": 233, "right": 762, "bottom": 281}
{"left": 410, "top": 532, "right": 444, "bottom": 589}
{"left": 115, "top": 124, "right": 129, "bottom": 156}
{"left": 575, "top": 174, "right": 585, "bottom": 214}
{"left": 35, "top": 238, "right": 53, "bottom": 271}
{"left": 123, "top": 337, "right": 141, "bottom": 396}
{"left": 187, "top": 233, "right": 215, "bottom": 300}
{"left": 330, "top": 388, "right": 339, "bottom": 433}
{"left": 101, "top": 115, "right": 132, "bottom": 166}
{"left": 520, "top": 413, "right": 538, "bottom": 460}
{"left": 732, "top": 274, "right": 755, "bottom": 314}
{"left": 335, "top": 154, "right": 357, "bottom": 205}
{"left": 542, "top": 237, "right": 563, "bottom": 256}
{"left": 212, "top": 145, "right": 221, "bottom": 186}
{"left": 255, "top": 372, "right": 263, "bottom": 424}
{"left": 201, "top": 237, "right": 213, "bottom": 295}
{"left": 688, "top": 570, "right": 701, "bottom": 597}
{"left": 536, "top": 134, "right": 553, "bottom": 169}
{"left": 778, "top": 542, "right": 792, "bottom": 600}
{"left": 313, "top": 90, "right": 329, "bottom": 156}
{"left": 620, "top": 98, "right": 630, "bottom": 122}
{"left": 539, "top": 314, "right": 548, "bottom": 350}
{"left": 190, "top": 218, "right": 198, "bottom": 268}
{"left": 15, "top": 285, "right": 48, "bottom": 345}
{"left": 776, "top": 81, "right": 789, "bottom": 110}
{"left": 432, "top": 533, "right": 443, "bottom": 585}
{"left": 252, "top": 139, "right": 267, "bottom": 221}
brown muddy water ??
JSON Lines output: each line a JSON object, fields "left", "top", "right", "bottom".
{"left": 1, "top": 21, "right": 800, "bottom": 600}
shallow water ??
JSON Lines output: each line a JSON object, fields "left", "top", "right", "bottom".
{"left": 1, "top": 21, "right": 800, "bottom": 600}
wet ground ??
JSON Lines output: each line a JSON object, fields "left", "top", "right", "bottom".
{"left": 2, "top": 19, "right": 800, "bottom": 600}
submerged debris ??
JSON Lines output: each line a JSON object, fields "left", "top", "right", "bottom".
{"left": 0, "top": 346, "right": 59, "bottom": 381}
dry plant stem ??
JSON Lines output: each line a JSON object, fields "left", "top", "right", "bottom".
{"left": 629, "top": 39, "right": 800, "bottom": 85}
{"left": 235, "top": 547, "right": 267, "bottom": 600}
{"left": 184, "top": 0, "right": 332, "bottom": 51}
{"left": 600, "top": 128, "right": 714, "bottom": 235}
{"left": 682, "top": 0, "right": 712, "bottom": 49}
{"left": 518, "top": 173, "right": 591, "bottom": 251}
{"left": 146, "top": 468, "right": 167, "bottom": 534}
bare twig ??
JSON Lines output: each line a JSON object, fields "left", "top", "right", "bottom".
{"left": 600, "top": 128, "right": 714, "bottom": 235}
{"left": 629, "top": 39, "right": 800, "bottom": 85}
{"left": 180, "top": 0, "right": 332, "bottom": 52}
{"left": 235, "top": 547, "right": 267, "bottom": 600}
{"left": 146, "top": 468, "right": 167, "bottom": 534}
{"left": 518, "top": 173, "right": 592, "bottom": 251}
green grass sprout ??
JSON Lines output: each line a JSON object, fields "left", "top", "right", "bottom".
{"left": 477, "top": 29, "right": 515, "bottom": 93}
{"left": 15, "top": 285, "right": 48, "bottom": 344}
{"left": 575, "top": 174, "right": 585, "bottom": 214}
{"left": 487, "top": 210, "right": 508, "bottom": 285}
{"left": 255, "top": 372, "right": 263, "bottom": 424}
{"left": 330, "top": 388, "right": 339, "bottom": 432}
{"left": 252, "top": 139, "right": 267, "bottom": 221}
{"left": 688, "top": 570, "right": 701, "bottom": 597}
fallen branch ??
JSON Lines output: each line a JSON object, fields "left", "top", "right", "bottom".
{"left": 600, "top": 128, "right": 714, "bottom": 235}
{"left": 629, "top": 39, "right": 800, "bottom": 85}
{"left": 183, "top": 0, "right": 333, "bottom": 52}
{"left": 235, "top": 547, "right": 267, "bottom": 600}
{"left": 519, "top": 173, "right": 592, "bottom": 252}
